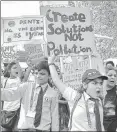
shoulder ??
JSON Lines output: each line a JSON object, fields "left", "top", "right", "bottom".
{"left": 2, "top": 77, "right": 9, "bottom": 84}
{"left": 47, "top": 85, "right": 58, "bottom": 97}
{"left": 2, "top": 77, "right": 8, "bottom": 81}
{"left": 1, "top": 76, "right": 5, "bottom": 83}
{"left": 20, "top": 81, "right": 35, "bottom": 88}
{"left": 1, "top": 76, "right": 4, "bottom": 80}
{"left": 62, "top": 86, "right": 78, "bottom": 101}
{"left": 63, "top": 86, "right": 77, "bottom": 95}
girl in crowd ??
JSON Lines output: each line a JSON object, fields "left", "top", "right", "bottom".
{"left": 1, "top": 62, "right": 22, "bottom": 132}
{"left": 1, "top": 61, "right": 33, "bottom": 132}
{"left": 103, "top": 68, "right": 117, "bottom": 131}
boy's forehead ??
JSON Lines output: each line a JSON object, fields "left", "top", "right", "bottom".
{"left": 107, "top": 63, "right": 112, "bottom": 66}
{"left": 34, "top": 69, "right": 47, "bottom": 73}
{"left": 12, "top": 64, "right": 17, "bottom": 67}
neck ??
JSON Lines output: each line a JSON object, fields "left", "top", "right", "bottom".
{"left": 106, "top": 84, "right": 114, "bottom": 91}
{"left": 85, "top": 91, "right": 98, "bottom": 99}
{"left": 40, "top": 83, "right": 48, "bottom": 91}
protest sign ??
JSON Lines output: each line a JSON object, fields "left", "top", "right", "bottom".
{"left": 1, "top": 45, "right": 17, "bottom": 63}
{"left": 24, "top": 40, "right": 44, "bottom": 64}
{"left": 62, "top": 56, "right": 90, "bottom": 90}
{"left": 16, "top": 51, "right": 28, "bottom": 62}
{"left": 2, "top": 16, "right": 44, "bottom": 43}
{"left": 40, "top": 7, "right": 96, "bottom": 56}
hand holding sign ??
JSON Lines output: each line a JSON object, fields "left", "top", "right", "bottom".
{"left": 26, "top": 58, "right": 34, "bottom": 68}
{"left": 48, "top": 52, "right": 57, "bottom": 64}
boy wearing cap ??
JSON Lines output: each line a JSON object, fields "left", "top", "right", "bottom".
{"left": 48, "top": 54, "right": 108, "bottom": 131}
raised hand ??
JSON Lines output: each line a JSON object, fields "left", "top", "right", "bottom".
{"left": 26, "top": 58, "right": 34, "bottom": 68}
{"left": 48, "top": 53, "right": 56, "bottom": 64}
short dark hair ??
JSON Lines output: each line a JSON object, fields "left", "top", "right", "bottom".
{"left": 34, "top": 57, "right": 50, "bottom": 75}
{"left": 106, "top": 61, "right": 115, "bottom": 67}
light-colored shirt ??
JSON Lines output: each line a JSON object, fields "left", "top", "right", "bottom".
{"left": 30, "top": 83, "right": 41, "bottom": 112}
{"left": 1, "top": 82, "right": 59, "bottom": 131}
{"left": 2, "top": 77, "right": 21, "bottom": 111}
{"left": 63, "top": 87, "right": 104, "bottom": 131}
{"left": 30, "top": 83, "right": 49, "bottom": 113}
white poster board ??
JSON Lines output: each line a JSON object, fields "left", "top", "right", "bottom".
{"left": 2, "top": 16, "right": 44, "bottom": 43}
{"left": 1, "top": 16, "right": 46, "bottom": 63}
{"left": 40, "top": 7, "right": 96, "bottom": 56}
{"left": 62, "top": 56, "right": 90, "bottom": 90}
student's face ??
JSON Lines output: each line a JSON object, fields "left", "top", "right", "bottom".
{"left": 86, "top": 78, "right": 103, "bottom": 99}
{"left": 35, "top": 69, "right": 49, "bottom": 85}
{"left": 10, "top": 64, "right": 19, "bottom": 78}
{"left": 106, "top": 70, "right": 117, "bottom": 90}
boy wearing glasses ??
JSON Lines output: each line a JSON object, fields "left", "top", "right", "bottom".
{"left": 1, "top": 57, "right": 59, "bottom": 131}
{"left": 48, "top": 54, "right": 108, "bottom": 131}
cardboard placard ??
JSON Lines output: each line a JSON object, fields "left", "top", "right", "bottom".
{"left": 24, "top": 40, "right": 44, "bottom": 64}
{"left": 1, "top": 46, "right": 17, "bottom": 63}
{"left": 40, "top": 7, "right": 96, "bottom": 56}
{"left": 62, "top": 56, "right": 90, "bottom": 90}
{"left": 2, "top": 16, "right": 44, "bottom": 43}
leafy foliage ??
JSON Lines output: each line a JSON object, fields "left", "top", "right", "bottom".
{"left": 91, "top": 1, "right": 117, "bottom": 60}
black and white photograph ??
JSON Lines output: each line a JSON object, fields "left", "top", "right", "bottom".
{"left": 1, "top": 1, "right": 117, "bottom": 131}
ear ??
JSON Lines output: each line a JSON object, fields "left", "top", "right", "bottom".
{"left": 48, "top": 76, "right": 53, "bottom": 87}
{"left": 82, "top": 82, "right": 87, "bottom": 91}
{"left": 48, "top": 76, "right": 52, "bottom": 83}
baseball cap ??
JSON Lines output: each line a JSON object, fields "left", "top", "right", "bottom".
{"left": 82, "top": 69, "right": 108, "bottom": 83}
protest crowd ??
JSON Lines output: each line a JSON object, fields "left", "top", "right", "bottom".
{"left": 1, "top": 1, "right": 117, "bottom": 132}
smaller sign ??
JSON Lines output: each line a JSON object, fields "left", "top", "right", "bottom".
{"left": 2, "top": 16, "right": 44, "bottom": 43}
{"left": 16, "top": 51, "right": 28, "bottom": 62}
{"left": 24, "top": 44, "right": 44, "bottom": 64}
{"left": 62, "top": 56, "right": 90, "bottom": 90}
{"left": 1, "top": 46, "right": 17, "bottom": 63}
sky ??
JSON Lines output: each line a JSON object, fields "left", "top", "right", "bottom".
{"left": 1, "top": 1, "right": 103, "bottom": 17}
{"left": 1, "top": 1, "right": 69, "bottom": 17}
{"left": 1, "top": 1, "right": 41, "bottom": 17}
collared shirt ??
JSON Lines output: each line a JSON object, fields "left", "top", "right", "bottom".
{"left": 30, "top": 83, "right": 48, "bottom": 112}
{"left": 1, "top": 82, "right": 59, "bottom": 131}
{"left": 63, "top": 87, "right": 104, "bottom": 131}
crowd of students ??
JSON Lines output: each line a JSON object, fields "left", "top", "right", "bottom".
{"left": 1, "top": 56, "right": 117, "bottom": 132}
